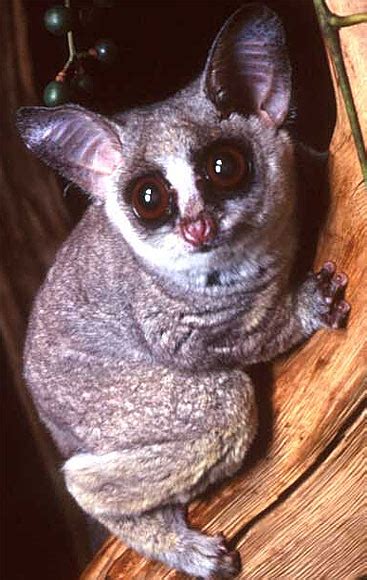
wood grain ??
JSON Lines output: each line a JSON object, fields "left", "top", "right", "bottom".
{"left": 82, "top": 0, "right": 366, "bottom": 578}
{"left": 239, "top": 408, "right": 366, "bottom": 579}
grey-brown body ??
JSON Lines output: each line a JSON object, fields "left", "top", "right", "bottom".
{"left": 18, "top": 4, "right": 349, "bottom": 578}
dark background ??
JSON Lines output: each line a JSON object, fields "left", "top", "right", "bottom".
{"left": 3, "top": 1, "right": 335, "bottom": 579}
{"left": 26, "top": 0, "right": 335, "bottom": 145}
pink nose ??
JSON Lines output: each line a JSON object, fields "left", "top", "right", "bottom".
{"left": 180, "top": 213, "right": 216, "bottom": 247}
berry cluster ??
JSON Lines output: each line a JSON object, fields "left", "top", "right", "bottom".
{"left": 43, "top": 1, "right": 117, "bottom": 106}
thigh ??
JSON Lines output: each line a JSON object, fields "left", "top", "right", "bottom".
{"left": 31, "top": 356, "right": 257, "bottom": 455}
{"left": 64, "top": 415, "right": 254, "bottom": 518}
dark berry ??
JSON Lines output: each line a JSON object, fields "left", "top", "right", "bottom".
{"left": 44, "top": 6, "right": 73, "bottom": 36}
{"left": 95, "top": 39, "right": 118, "bottom": 64}
{"left": 43, "top": 81, "right": 71, "bottom": 106}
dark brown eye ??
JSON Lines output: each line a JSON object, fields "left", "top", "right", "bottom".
{"left": 131, "top": 175, "right": 171, "bottom": 222}
{"left": 206, "top": 145, "right": 248, "bottom": 190}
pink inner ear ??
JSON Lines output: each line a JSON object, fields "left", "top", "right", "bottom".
{"left": 50, "top": 111, "right": 123, "bottom": 176}
{"left": 84, "top": 135, "right": 122, "bottom": 175}
{"left": 17, "top": 104, "right": 124, "bottom": 199}
{"left": 205, "top": 5, "right": 291, "bottom": 126}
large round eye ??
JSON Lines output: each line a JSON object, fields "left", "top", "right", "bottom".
{"left": 206, "top": 145, "right": 248, "bottom": 190}
{"left": 131, "top": 175, "right": 172, "bottom": 222}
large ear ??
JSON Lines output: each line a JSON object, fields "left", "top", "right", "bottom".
{"left": 16, "top": 104, "right": 122, "bottom": 200}
{"left": 204, "top": 3, "right": 291, "bottom": 126}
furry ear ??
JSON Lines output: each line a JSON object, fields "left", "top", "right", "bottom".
{"left": 16, "top": 104, "right": 122, "bottom": 199}
{"left": 204, "top": 3, "right": 291, "bottom": 126}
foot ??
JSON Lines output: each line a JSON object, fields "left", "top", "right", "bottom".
{"left": 297, "top": 261, "right": 350, "bottom": 334}
{"left": 174, "top": 530, "right": 241, "bottom": 579}
{"left": 314, "top": 261, "right": 350, "bottom": 328}
{"left": 207, "top": 534, "right": 241, "bottom": 579}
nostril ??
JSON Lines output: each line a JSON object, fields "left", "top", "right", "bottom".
{"left": 180, "top": 213, "right": 216, "bottom": 246}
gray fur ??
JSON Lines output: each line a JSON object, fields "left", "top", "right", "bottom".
{"left": 17, "top": 4, "right": 349, "bottom": 578}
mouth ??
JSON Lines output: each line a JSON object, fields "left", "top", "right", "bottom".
{"left": 191, "top": 242, "right": 216, "bottom": 253}
{"left": 185, "top": 231, "right": 230, "bottom": 254}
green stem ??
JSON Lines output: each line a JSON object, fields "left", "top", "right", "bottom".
{"left": 65, "top": 0, "right": 76, "bottom": 67}
{"left": 313, "top": 0, "right": 367, "bottom": 186}
{"left": 329, "top": 13, "right": 367, "bottom": 28}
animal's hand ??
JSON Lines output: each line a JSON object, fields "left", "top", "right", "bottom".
{"left": 298, "top": 261, "right": 350, "bottom": 332}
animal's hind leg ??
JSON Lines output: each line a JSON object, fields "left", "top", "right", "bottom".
{"left": 63, "top": 368, "right": 256, "bottom": 577}
{"left": 63, "top": 437, "right": 244, "bottom": 578}
{"left": 103, "top": 505, "right": 240, "bottom": 578}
